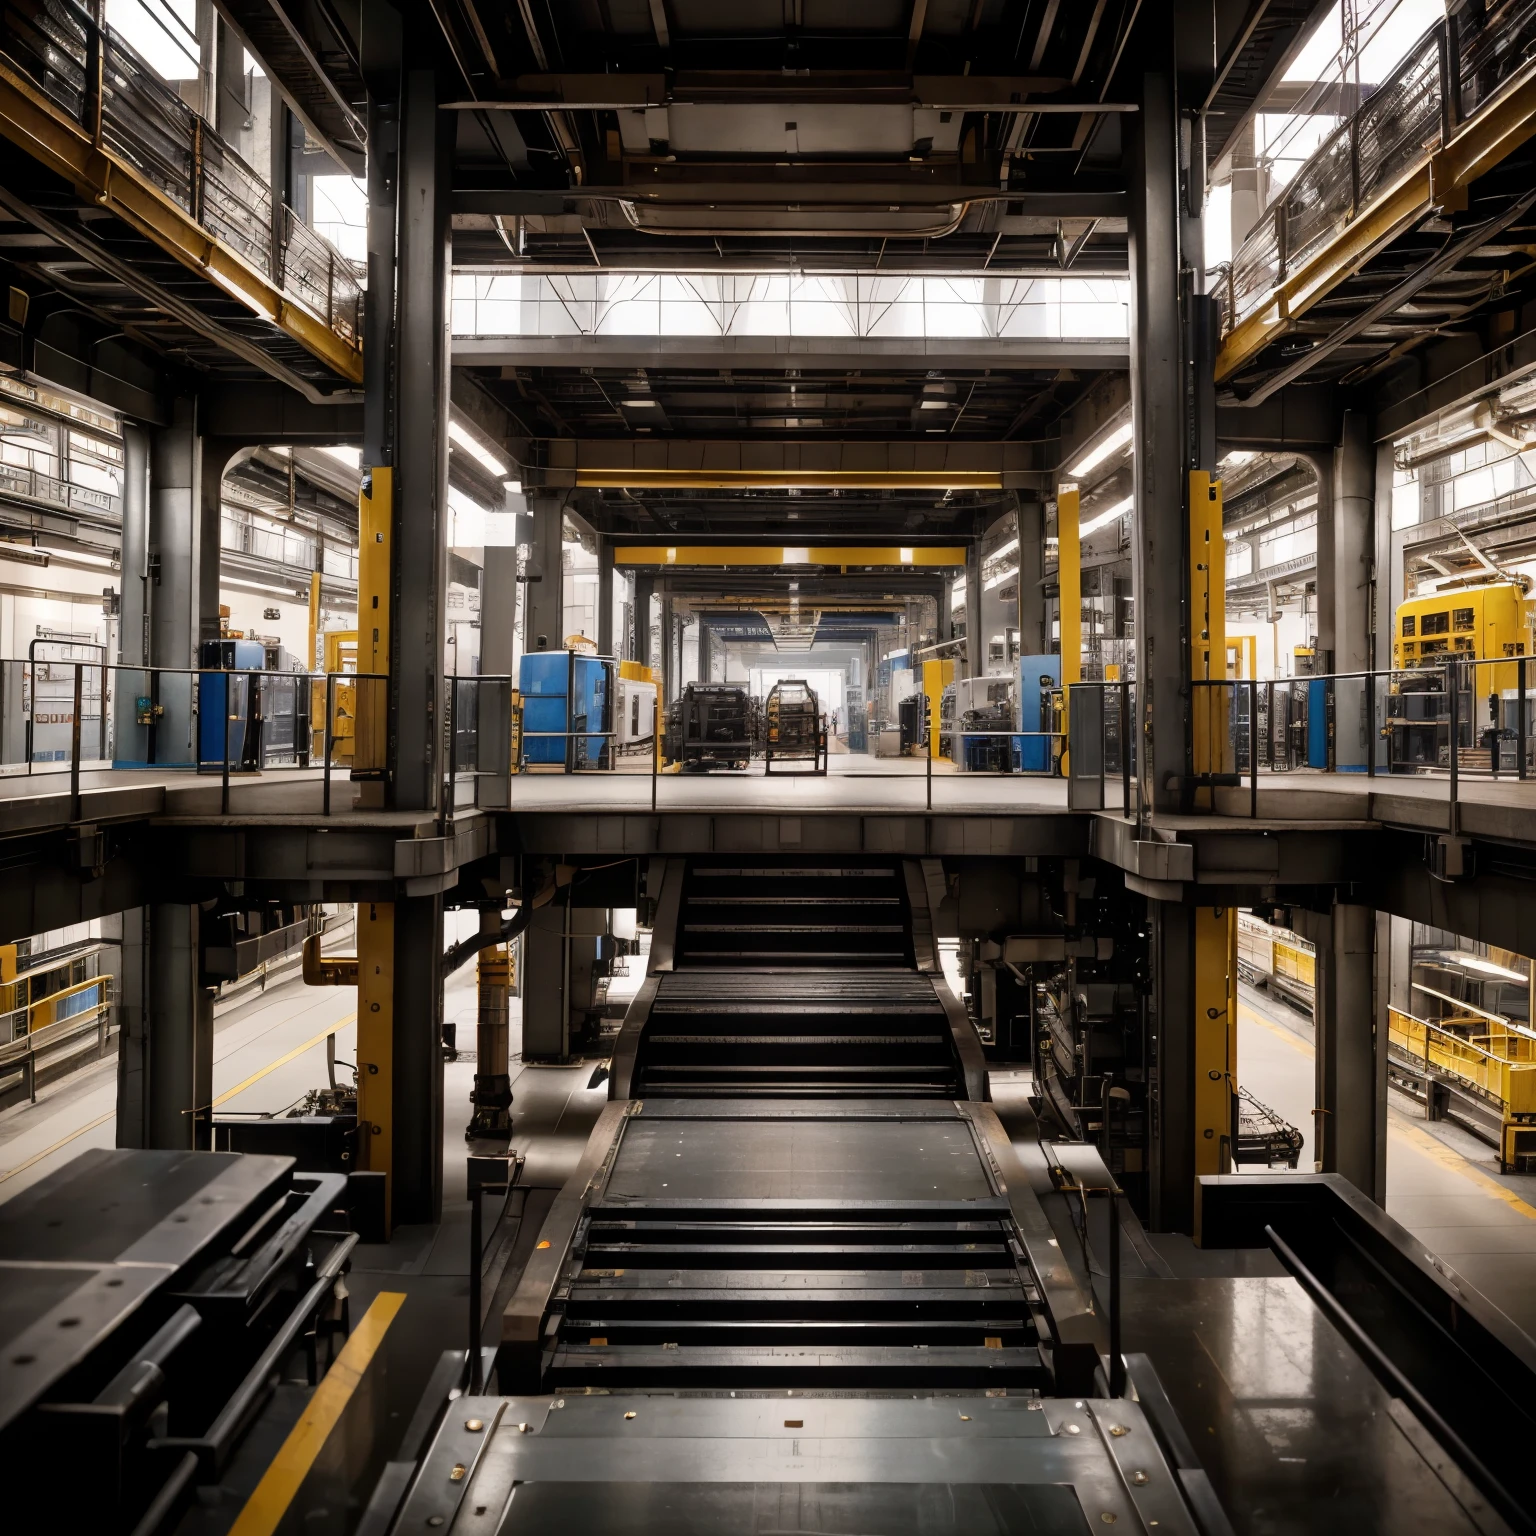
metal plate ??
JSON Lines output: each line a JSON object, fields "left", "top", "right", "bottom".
{"left": 0, "top": 1148, "right": 293, "bottom": 1269}
{"left": 0, "top": 1260, "right": 167, "bottom": 1431}
{"left": 607, "top": 1119, "right": 995, "bottom": 1203}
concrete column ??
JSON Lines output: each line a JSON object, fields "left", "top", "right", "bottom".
{"left": 698, "top": 620, "right": 711, "bottom": 684}
{"left": 149, "top": 398, "right": 203, "bottom": 765}
{"left": 1126, "top": 67, "right": 1188, "bottom": 816}
{"left": 523, "top": 497, "right": 564, "bottom": 655}
{"left": 1017, "top": 499, "right": 1046, "bottom": 656}
{"left": 114, "top": 427, "right": 151, "bottom": 763}
{"left": 522, "top": 903, "right": 568, "bottom": 1061}
{"left": 1331, "top": 413, "right": 1374, "bottom": 674}
{"left": 114, "top": 906, "right": 150, "bottom": 1147}
{"left": 388, "top": 892, "right": 443, "bottom": 1222}
{"left": 633, "top": 573, "right": 655, "bottom": 668}
{"left": 1372, "top": 440, "right": 1397, "bottom": 673}
{"left": 1313, "top": 901, "right": 1381, "bottom": 1199}
{"left": 388, "top": 59, "right": 452, "bottom": 813}
{"left": 1147, "top": 897, "right": 1195, "bottom": 1232}
{"left": 596, "top": 536, "right": 614, "bottom": 656}
{"left": 481, "top": 547, "right": 520, "bottom": 677}
{"left": 116, "top": 903, "right": 214, "bottom": 1151}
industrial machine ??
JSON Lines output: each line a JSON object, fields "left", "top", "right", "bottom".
{"left": 519, "top": 649, "right": 614, "bottom": 770}
{"left": 197, "top": 637, "right": 264, "bottom": 772}
{"left": 664, "top": 683, "right": 751, "bottom": 769}
{"left": 1017, "top": 655, "right": 1062, "bottom": 772}
{"left": 764, "top": 677, "right": 826, "bottom": 772}
{"left": 613, "top": 661, "right": 658, "bottom": 754}
{"left": 954, "top": 674, "right": 1018, "bottom": 771}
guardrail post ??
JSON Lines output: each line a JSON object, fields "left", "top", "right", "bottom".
{"left": 1446, "top": 663, "right": 1458, "bottom": 832}
{"left": 1520, "top": 655, "right": 1528, "bottom": 782}
{"left": 1120, "top": 678, "right": 1131, "bottom": 815}
{"left": 323, "top": 672, "right": 335, "bottom": 816}
{"left": 651, "top": 695, "right": 659, "bottom": 813}
{"left": 222, "top": 675, "right": 232, "bottom": 816}
{"left": 70, "top": 662, "right": 82, "bottom": 820}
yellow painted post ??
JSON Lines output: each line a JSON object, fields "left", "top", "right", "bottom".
{"left": 1056, "top": 485, "right": 1082, "bottom": 688}
{"left": 354, "top": 467, "right": 392, "bottom": 786}
{"left": 1193, "top": 904, "right": 1238, "bottom": 1177}
{"left": 922, "top": 658, "right": 954, "bottom": 760}
{"left": 307, "top": 570, "right": 321, "bottom": 674}
{"left": 356, "top": 900, "right": 395, "bottom": 1232}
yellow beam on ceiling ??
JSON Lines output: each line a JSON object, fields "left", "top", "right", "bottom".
{"left": 614, "top": 545, "right": 968, "bottom": 568}
{"left": 576, "top": 469, "right": 1003, "bottom": 490}
{"left": 1215, "top": 62, "right": 1536, "bottom": 383}
{"left": 0, "top": 60, "right": 362, "bottom": 384}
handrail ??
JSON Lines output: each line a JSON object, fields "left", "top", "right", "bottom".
{"left": 1216, "top": 1, "right": 1536, "bottom": 347}
{"left": 0, "top": 0, "right": 363, "bottom": 350}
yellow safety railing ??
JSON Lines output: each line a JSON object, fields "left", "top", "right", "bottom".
{"left": 26, "top": 975, "right": 109, "bottom": 1033}
{"left": 1389, "top": 1007, "right": 1536, "bottom": 1117}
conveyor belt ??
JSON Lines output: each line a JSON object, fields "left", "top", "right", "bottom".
{"left": 500, "top": 1098, "right": 1095, "bottom": 1396}
{"left": 613, "top": 858, "right": 985, "bottom": 1098}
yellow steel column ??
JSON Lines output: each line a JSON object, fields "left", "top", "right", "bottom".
{"left": 1190, "top": 472, "right": 1226, "bottom": 806}
{"left": 356, "top": 900, "right": 395, "bottom": 1231}
{"left": 354, "top": 466, "right": 392, "bottom": 790}
{"left": 1193, "top": 904, "right": 1237, "bottom": 1177}
{"left": 1056, "top": 484, "right": 1082, "bottom": 687}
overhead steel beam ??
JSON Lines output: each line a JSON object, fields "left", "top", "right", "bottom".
{"left": 455, "top": 335, "right": 1129, "bottom": 372}
{"left": 450, "top": 187, "right": 1128, "bottom": 218}
{"left": 614, "top": 545, "right": 967, "bottom": 568}
{"left": 536, "top": 439, "right": 1044, "bottom": 491}
{"left": 0, "top": 59, "right": 362, "bottom": 386}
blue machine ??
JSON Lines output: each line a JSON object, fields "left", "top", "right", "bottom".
{"left": 519, "top": 650, "right": 614, "bottom": 768}
{"left": 1017, "top": 656, "right": 1059, "bottom": 772}
{"left": 1305, "top": 678, "right": 1328, "bottom": 769}
{"left": 198, "top": 638, "right": 265, "bottom": 772}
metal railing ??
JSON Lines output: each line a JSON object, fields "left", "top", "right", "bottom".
{"left": 1215, "top": 0, "right": 1536, "bottom": 335}
{"left": 0, "top": 981, "right": 112, "bottom": 1103}
{"left": 0, "top": 0, "right": 362, "bottom": 345}
{"left": 1178, "top": 655, "right": 1536, "bottom": 822}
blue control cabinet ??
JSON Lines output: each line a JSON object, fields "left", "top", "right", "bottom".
{"left": 199, "top": 638, "right": 265, "bottom": 772}
{"left": 519, "top": 651, "right": 614, "bottom": 768}
{"left": 1017, "top": 656, "right": 1060, "bottom": 772}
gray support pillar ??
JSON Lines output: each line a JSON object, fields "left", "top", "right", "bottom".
{"left": 1372, "top": 909, "right": 1396, "bottom": 1198}
{"left": 522, "top": 904, "right": 569, "bottom": 1061}
{"left": 633, "top": 572, "right": 655, "bottom": 668}
{"left": 1315, "top": 901, "right": 1379, "bottom": 1198}
{"left": 481, "top": 547, "right": 520, "bottom": 676}
{"left": 114, "top": 906, "right": 149, "bottom": 1147}
{"left": 964, "top": 542, "right": 983, "bottom": 677}
{"left": 939, "top": 570, "right": 953, "bottom": 646}
{"left": 1372, "top": 440, "right": 1398, "bottom": 672}
{"left": 388, "top": 59, "right": 452, "bottom": 813}
{"left": 1126, "top": 68, "right": 1187, "bottom": 816}
{"left": 698, "top": 620, "right": 711, "bottom": 684}
{"left": 1017, "top": 499, "right": 1046, "bottom": 655}
{"left": 1309, "top": 450, "right": 1337, "bottom": 666}
{"left": 1332, "top": 413, "right": 1374, "bottom": 675}
{"left": 391, "top": 892, "right": 444, "bottom": 1223}
{"left": 524, "top": 497, "right": 564, "bottom": 655}
{"left": 115, "top": 427, "right": 151, "bottom": 762}
{"left": 596, "top": 536, "right": 614, "bottom": 656}
{"left": 661, "top": 596, "right": 677, "bottom": 699}
{"left": 124, "top": 903, "right": 215, "bottom": 1151}
{"left": 149, "top": 399, "right": 203, "bottom": 765}
{"left": 198, "top": 443, "right": 236, "bottom": 647}
{"left": 1147, "top": 898, "right": 1194, "bottom": 1233}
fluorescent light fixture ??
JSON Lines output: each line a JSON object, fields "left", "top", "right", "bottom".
{"left": 899, "top": 547, "right": 914, "bottom": 563}
{"left": 1080, "top": 494, "right": 1133, "bottom": 537}
{"left": 622, "top": 399, "right": 659, "bottom": 408}
{"left": 448, "top": 419, "right": 509, "bottom": 477}
{"left": 919, "top": 400, "right": 951, "bottom": 410}
{"left": 1069, "top": 421, "right": 1133, "bottom": 479}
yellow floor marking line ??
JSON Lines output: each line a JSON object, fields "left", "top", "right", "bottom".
{"left": 212, "top": 1011, "right": 356, "bottom": 1108}
{"left": 1240, "top": 1000, "right": 1536, "bottom": 1222}
{"left": 1387, "top": 1113, "right": 1536, "bottom": 1222}
{"left": 228, "top": 1290, "right": 407, "bottom": 1536}
{"left": 0, "top": 1109, "right": 114, "bottom": 1185}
